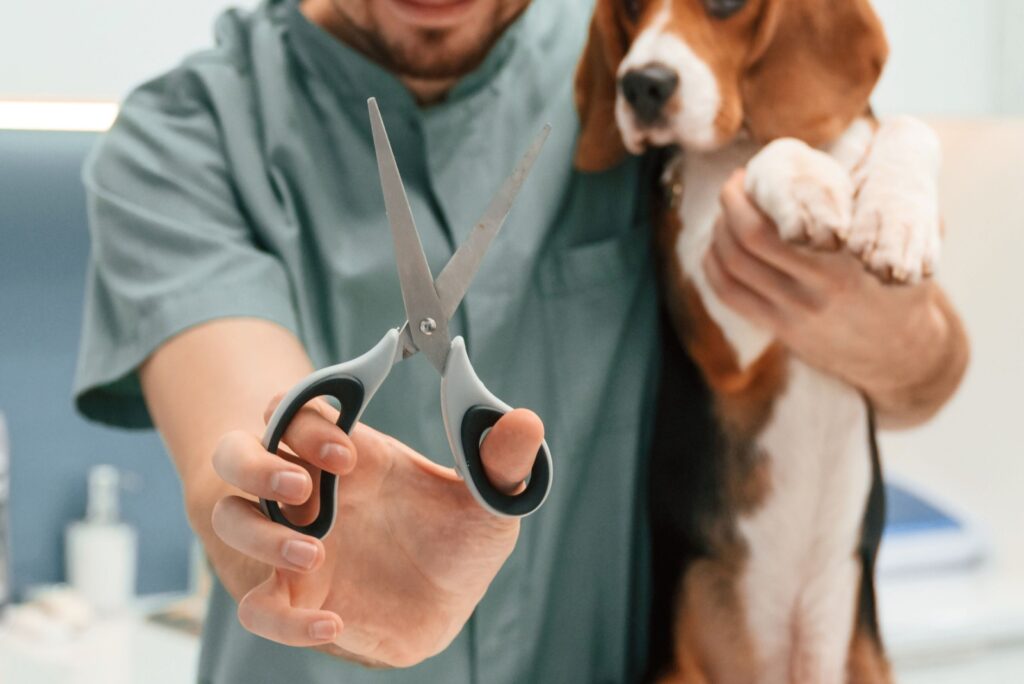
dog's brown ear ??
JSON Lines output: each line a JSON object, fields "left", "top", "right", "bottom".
{"left": 574, "top": 0, "right": 629, "bottom": 172}
{"left": 741, "top": 0, "right": 888, "bottom": 147}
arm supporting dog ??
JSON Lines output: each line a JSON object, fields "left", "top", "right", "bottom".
{"left": 706, "top": 171, "right": 969, "bottom": 430}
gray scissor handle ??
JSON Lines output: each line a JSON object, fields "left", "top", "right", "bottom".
{"left": 259, "top": 329, "right": 401, "bottom": 538}
{"left": 440, "top": 337, "right": 553, "bottom": 517}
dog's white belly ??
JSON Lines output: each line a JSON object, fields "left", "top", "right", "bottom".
{"left": 738, "top": 360, "right": 871, "bottom": 684}
{"left": 674, "top": 140, "right": 875, "bottom": 683}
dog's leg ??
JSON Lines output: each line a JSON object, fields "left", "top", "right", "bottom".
{"left": 848, "top": 116, "right": 942, "bottom": 283}
{"left": 744, "top": 137, "right": 855, "bottom": 251}
{"left": 659, "top": 560, "right": 757, "bottom": 684}
{"left": 790, "top": 559, "right": 862, "bottom": 684}
{"left": 846, "top": 626, "right": 893, "bottom": 684}
{"left": 739, "top": 147, "right": 878, "bottom": 683}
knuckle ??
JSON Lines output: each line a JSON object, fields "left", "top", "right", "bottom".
{"left": 218, "top": 429, "right": 251, "bottom": 456}
{"left": 742, "top": 220, "right": 771, "bottom": 250}
{"left": 236, "top": 600, "right": 259, "bottom": 634}
{"left": 807, "top": 296, "right": 828, "bottom": 314}
{"left": 774, "top": 315, "right": 795, "bottom": 338}
{"left": 825, "top": 278, "right": 847, "bottom": 299}
{"left": 704, "top": 257, "right": 726, "bottom": 292}
{"left": 788, "top": 302, "right": 813, "bottom": 325}
{"left": 213, "top": 431, "right": 247, "bottom": 476}
{"left": 831, "top": 267, "right": 859, "bottom": 295}
{"left": 297, "top": 401, "right": 330, "bottom": 428}
{"left": 718, "top": 183, "right": 732, "bottom": 206}
{"left": 264, "top": 392, "right": 287, "bottom": 422}
{"left": 210, "top": 498, "right": 233, "bottom": 538}
{"left": 712, "top": 275, "right": 738, "bottom": 302}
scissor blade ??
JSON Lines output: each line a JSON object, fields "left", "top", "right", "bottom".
{"left": 434, "top": 124, "right": 551, "bottom": 322}
{"left": 368, "top": 98, "right": 450, "bottom": 370}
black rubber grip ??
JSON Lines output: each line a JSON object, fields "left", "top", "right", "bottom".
{"left": 460, "top": 405, "right": 550, "bottom": 516}
{"left": 260, "top": 376, "right": 365, "bottom": 539}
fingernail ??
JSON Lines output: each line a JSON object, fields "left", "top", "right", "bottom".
{"left": 309, "top": 619, "right": 337, "bottom": 640}
{"left": 320, "top": 443, "right": 349, "bottom": 465}
{"left": 270, "top": 471, "right": 308, "bottom": 499}
{"left": 282, "top": 539, "right": 319, "bottom": 569}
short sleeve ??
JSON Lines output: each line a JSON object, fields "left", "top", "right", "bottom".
{"left": 74, "top": 66, "right": 299, "bottom": 428}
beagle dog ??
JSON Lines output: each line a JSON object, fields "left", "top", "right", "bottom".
{"left": 574, "top": 1, "right": 943, "bottom": 682}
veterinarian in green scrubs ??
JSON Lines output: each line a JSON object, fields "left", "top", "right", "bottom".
{"left": 74, "top": 0, "right": 966, "bottom": 682}
{"left": 76, "top": 1, "right": 657, "bottom": 681}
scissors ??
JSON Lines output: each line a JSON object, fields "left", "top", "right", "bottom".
{"left": 259, "top": 98, "right": 554, "bottom": 538}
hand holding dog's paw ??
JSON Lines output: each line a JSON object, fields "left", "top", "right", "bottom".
{"left": 848, "top": 117, "right": 943, "bottom": 283}
{"left": 745, "top": 138, "right": 855, "bottom": 250}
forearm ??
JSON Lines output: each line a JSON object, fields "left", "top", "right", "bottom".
{"left": 857, "top": 286, "right": 969, "bottom": 429}
{"left": 139, "top": 318, "right": 315, "bottom": 598}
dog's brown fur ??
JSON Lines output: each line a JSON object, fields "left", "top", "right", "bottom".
{"left": 575, "top": 1, "right": 895, "bottom": 681}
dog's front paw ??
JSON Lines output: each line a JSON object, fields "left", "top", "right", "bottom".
{"left": 848, "top": 117, "right": 942, "bottom": 283}
{"left": 744, "top": 138, "right": 854, "bottom": 249}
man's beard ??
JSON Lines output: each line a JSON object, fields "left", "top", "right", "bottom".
{"left": 372, "top": 26, "right": 503, "bottom": 80}
{"left": 329, "top": 1, "right": 512, "bottom": 80}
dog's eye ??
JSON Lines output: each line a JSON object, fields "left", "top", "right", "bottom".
{"left": 624, "top": 0, "right": 642, "bottom": 21}
{"left": 704, "top": 0, "right": 747, "bottom": 19}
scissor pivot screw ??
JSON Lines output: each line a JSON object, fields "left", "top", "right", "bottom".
{"left": 419, "top": 318, "right": 437, "bottom": 335}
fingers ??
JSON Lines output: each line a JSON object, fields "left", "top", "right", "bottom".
{"left": 719, "top": 171, "right": 837, "bottom": 291}
{"left": 703, "top": 245, "right": 777, "bottom": 329}
{"left": 708, "top": 213, "right": 822, "bottom": 316}
{"left": 238, "top": 571, "right": 344, "bottom": 647}
{"left": 479, "top": 408, "right": 545, "bottom": 494}
{"left": 213, "top": 430, "right": 313, "bottom": 506}
{"left": 263, "top": 394, "right": 357, "bottom": 476}
{"left": 212, "top": 495, "right": 326, "bottom": 571}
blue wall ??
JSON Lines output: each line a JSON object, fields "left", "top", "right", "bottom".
{"left": 0, "top": 131, "right": 192, "bottom": 599}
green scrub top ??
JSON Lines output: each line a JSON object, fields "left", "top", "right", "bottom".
{"left": 74, "top": 0, "right": 660, "bottom": 681}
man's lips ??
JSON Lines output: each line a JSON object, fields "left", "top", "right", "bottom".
{"left": 386, "top": 0, "right": 478, "bottom": 29}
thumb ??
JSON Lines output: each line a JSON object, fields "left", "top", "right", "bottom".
{"left": 479, "top": 408, "right": 544, "bottom": 495}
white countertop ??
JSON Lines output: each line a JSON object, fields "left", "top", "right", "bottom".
{"left": 0, "top": 614, "right": 198, "bottom": 684}
{"left": 2, "top": 594, "right": 1022, "bottom": 683}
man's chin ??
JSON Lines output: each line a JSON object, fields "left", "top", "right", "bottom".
{"left": 380, "top": 27, "right": 499, "bottom": 81}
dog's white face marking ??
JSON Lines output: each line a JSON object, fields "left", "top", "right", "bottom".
{"left": 616, "top": 2, "right": 723, "bottom": 152}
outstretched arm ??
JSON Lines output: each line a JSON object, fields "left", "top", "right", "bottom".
{"left": 141, "top": 317, "right": 544, "bottom": 666}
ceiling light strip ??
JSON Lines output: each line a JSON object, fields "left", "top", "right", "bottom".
{"left": 0, "top": 101, "right": 119, "bottom": 132}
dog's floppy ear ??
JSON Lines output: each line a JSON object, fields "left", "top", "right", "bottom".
{"left": 742, "top": 0, "right": 888, "bottom": 146}
{"left": 574, "top": 0, "right": 629, "bottom": 172}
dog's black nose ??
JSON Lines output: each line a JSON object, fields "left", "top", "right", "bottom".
{"left": 620, "top": 65, "right": 679, "bottom": 124}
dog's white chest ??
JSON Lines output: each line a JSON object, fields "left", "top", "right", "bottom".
{"left": 675, "top": 144, "right": 774, "bottom": 367}
{"left": 738, "top": 360, "right": 871, "bottom": 683}
{"left": 672, "top": 143, "right": 876, "bottom": 682}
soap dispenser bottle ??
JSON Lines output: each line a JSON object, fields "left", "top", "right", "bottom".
{"left": 65, "top": 465, "right": 137, "bottom": 614}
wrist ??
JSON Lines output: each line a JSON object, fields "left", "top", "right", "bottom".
{"left": 865, "top": 286, "right": 968, "bottom": 428}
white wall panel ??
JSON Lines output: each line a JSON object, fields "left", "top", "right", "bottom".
{"left": 0, "top": 1, "right": 1019, "bottom": 113}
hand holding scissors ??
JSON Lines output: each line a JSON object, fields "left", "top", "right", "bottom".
{"left": 260, "top": 98, "right": 553, "bottom": 537}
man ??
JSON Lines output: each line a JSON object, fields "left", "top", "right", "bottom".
{"left": 74, "top": 0, "right": 967, "bottom": 682}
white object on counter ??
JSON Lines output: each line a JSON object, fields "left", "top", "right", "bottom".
{"left": 65, "top": 465, "right": 137, "bottom": 615}
{"left": 0, "top": 603, "right": 200, "bottom": 684}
